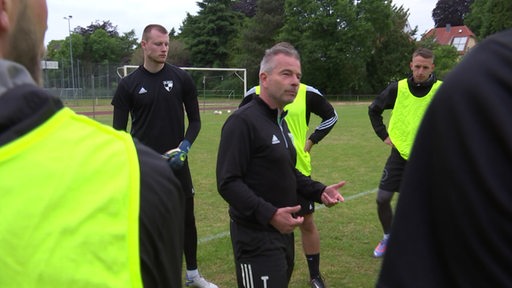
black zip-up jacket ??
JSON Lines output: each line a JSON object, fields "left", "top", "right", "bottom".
{"left": 216, "top": 97, "right": 326, "bottom": 231}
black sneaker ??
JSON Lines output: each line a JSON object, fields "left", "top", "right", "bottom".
{"left": 310, "top": 275, "right": 326, "bottom": 288}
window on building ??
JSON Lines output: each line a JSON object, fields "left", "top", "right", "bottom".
{"left": 452, "top": 36, "right": 468, "bottom": 52}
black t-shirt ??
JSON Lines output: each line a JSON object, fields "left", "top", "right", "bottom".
{"left": 112, "top": 64, "right": 200, "bottom": 154}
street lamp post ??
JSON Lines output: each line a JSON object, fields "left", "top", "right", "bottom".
{"left": 63, "top": 15, "right": 75, "bottom": 91}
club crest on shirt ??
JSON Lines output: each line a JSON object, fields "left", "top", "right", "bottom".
{"left": 163, "top": 80, "right": 174, "bottom": 92}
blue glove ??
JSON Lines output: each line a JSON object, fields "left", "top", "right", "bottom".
{"left": 164, "top": 140, "right": 191, "bottom": 171}
{"left": 178, "top": 140, "right": 191, "bottom": 154}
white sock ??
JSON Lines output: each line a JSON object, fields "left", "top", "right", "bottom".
{"left": 383, "top": 234, "right": 390, "bottom": 240}
{"left": 187, "top": 269, "right": 199, "bottom": 279}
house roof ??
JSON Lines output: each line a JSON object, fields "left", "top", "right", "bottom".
{"left": 423, "top": 25, "right": 475, "bottom": 45}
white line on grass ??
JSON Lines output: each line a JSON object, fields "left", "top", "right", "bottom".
{"left": 198, "top": 188, "right": 377, "bottom": 244}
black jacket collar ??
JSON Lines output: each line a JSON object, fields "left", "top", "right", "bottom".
{"left": 0, "top": 84, "right": 63, "bottom": 146}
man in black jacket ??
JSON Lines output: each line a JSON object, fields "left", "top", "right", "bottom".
{"left": 216, "top": 42, "right": 345, "bottom": 288}
{"left": 241, "top": 83, "right": 338, "bottom": 288}
{"left": 377, "top": 29, "right": 512, "bottom": 287}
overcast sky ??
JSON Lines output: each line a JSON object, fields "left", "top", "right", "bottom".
{"left": 45, "top": 0, "right": 437, "bottom": 46}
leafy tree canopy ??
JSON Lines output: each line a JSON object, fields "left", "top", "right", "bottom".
{"left": 231, "top": 0, "right": 258, "bottom": 17}
{"left": 46, "top": 20, "right": 137, "bottom": 64}
{"left": 433, "top": 0, "right": 473, "bottom": 28}
{"left": 465, "top": 0, "right": 512, "bottom": 39}
{"left": 180, "top": 0, "right": 244, "bottom": 67}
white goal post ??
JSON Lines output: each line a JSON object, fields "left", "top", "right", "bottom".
{"left": 116, "top": 65, "right": 247, "bottom": 96}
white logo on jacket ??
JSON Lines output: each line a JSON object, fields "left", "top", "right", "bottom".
{"left": 272, "top": 135, "right": 280, "bottom": 144}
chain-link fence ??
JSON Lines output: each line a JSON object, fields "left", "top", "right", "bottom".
{"left": 42, "top": 61, "right": 120, "bottom": 105}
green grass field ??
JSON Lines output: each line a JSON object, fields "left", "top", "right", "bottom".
{"left": 86, "top": 100, "right": 393, "bottom": 288}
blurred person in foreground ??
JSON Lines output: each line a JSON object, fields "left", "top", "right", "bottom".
{"left": 240, "top": 81, "right": 338, "bottom": 288}
{"left": 377, "top": 29, "right": 512, "bottom": 287}
{"left": 0, "top": 1, "right": 184, "bottom": 287}
{"left": 111, "top": 24, "right": 217, "bottom": 288}
{"left": 368, "top": 48, "right": 442, "bottom": 258}
{"left": 217, "top": 42, "right": 345, "bottom": 288}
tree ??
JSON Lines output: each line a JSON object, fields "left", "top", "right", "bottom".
{"left": 167, "top": 39, "right": 192, "bottom": 67}
{"left": 465, "top": 0, "right": 512, "bottom": 39}
{"left": 432, "top": 0, "right": 474, "bottom": 28}
{"left": 46, "top": 34, "right": 84, "bottom": 67}
{"left": 179, "top": 0, "right": 244, "bottom": 67}
{"left": 88, "top": 29, "right": 120, "bottom": 63}
{"left": 279, "top": 0, "right": 360, "bottom": 94}
{"left": 278, "top": 0, "right": 414, "bottom": 94}
{"left": 44, "top": 35, "right": 84, "bottom": 89}
{"left": 231, "top": 0, "right": 286, "bottom": 86}
{"left": 75, "top": 20, "right": 120, "bottom": 37}
{"left": 366, "top": 3, "right": 416, "bottom": 92}
{"left": 232, "top": 0, "right": 258, "bottom": 17}
{"left": 44, "top": 20, "right": 138, "bottom": 91}
{"left": 46, "top": 20, "right": 137, "bottom": 66}
{"left": 432, "top": 44, "right": 459, "bottom": 80}
{"left": 73, "top": 20, "right": 138, "bottom": 65}
{"left": 464, "top": 0, "right": 486, "bottom": 37}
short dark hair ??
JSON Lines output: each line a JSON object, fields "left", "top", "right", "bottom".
{"left": 142, "top": 24, "right": 168, "bottom": 41}
{"left": 413, "top": 48, "right": 434, "bottom": 62}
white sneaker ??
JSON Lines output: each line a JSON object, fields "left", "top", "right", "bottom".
{"left": 185, "top": 274, "right": 218, "bottom": 288}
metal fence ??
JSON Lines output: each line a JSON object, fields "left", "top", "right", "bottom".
{"left": 42, "top": 61, "right": 376, "bottom": 109}
{"left": 42, "top": 61, "right": 120, "bottom": 101}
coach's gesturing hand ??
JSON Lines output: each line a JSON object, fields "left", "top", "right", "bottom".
{"left": 270, "top": 205, "right": 304, "bottom": 234}
{"left": 321, "top": 181, "right": 346, "bottom": 207}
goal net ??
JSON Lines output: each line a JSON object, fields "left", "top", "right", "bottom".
{"left": 117, "top": 65, "right": 247, "bottom": 112}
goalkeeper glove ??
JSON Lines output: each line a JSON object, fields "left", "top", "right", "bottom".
{"left": 163, "top": 140, "right": 191, "bottom": 171}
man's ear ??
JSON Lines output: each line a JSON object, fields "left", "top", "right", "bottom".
{"left": 259, "top": 72, "right": 267, "bottom": 86}
{"left": 0, "top": 0, "right": 11, "bottom": 33}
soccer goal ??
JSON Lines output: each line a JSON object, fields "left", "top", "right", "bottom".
{"left": 117, "top": 65, "right": 247, "bottom": 99}
{"left": 116, "top": 65, "right": 139, "bottom": 79}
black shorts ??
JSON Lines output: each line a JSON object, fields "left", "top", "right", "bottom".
{"left": 379, "top": 148, "right": 407, "bottom": 192}
{"left": 296, "top": 194, "right": 315, "bottom": 216}
{"left": 230, "top": 220, "right": 294, "bottom": 288}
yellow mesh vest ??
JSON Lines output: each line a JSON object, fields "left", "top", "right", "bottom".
{"left": 254, "top": 85, "right": 311, "bottom": 175}
{"left": 284, "top": 84, "right": 311, "bottom": 176}
{"left": 0, "top": 108, "right": 142, "bottom": 288}
{"left": 388, "top": 79, "right": 442, "bottom": 160}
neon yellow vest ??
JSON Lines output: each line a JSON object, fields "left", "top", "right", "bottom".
{"left": 255, "top": 84, "right": 311, "bottom": 175}
{"left": 0, "top": 108, "right": 142, "bottom": 288}
{"left": 388, "top": 79, "right": 442, "bottom": 160}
